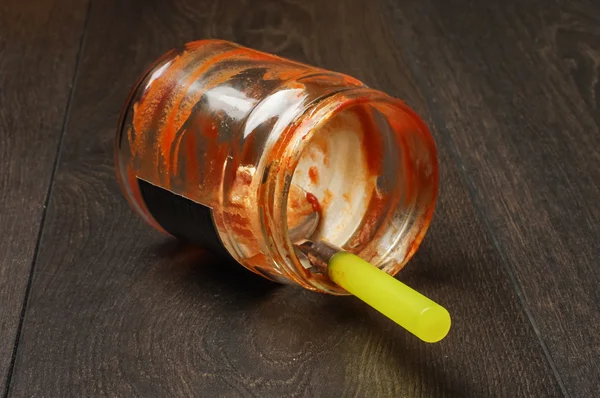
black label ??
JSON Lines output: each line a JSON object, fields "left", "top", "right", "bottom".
{"left": 137, "top": 178, "right": 233, "bottom": 259}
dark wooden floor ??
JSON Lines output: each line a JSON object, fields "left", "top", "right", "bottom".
{"left": 1, "top": 0, "right": 599, "bottom": 396}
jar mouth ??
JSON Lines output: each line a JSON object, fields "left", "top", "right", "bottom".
{"left": 261, "top": 88, "right": 439, "bottom": 294}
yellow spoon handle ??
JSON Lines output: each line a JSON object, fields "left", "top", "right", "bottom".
{"left": 328, "top": 252, "right": 451, "bottom": 343}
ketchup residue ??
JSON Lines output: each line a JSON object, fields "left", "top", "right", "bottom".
{"left": 348, "top": 191, "right": 386, "bottom": 248}
{"left": 308, "top": 166, "right": 319, "bottom": 184}
{"left": 354, "top": 106, "right": 383, "bottom": 174}
{"left": 305, "top": 192, "right": 322, "bottom": 217}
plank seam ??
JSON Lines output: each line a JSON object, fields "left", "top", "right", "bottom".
{"left": 2, "top": 1, "right": 93, "bottom": 396}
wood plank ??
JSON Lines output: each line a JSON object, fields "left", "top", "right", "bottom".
{"left": 9, "top": 0, "right": 562, "bottom": 396}
{"left": 386, "top": 0, "right": 600, "bottom": 396}
{"left": 0, "top": 0, "right": 88, "bottom": 393}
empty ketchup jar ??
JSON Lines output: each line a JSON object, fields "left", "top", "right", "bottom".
{"left": 115, "top": 40, "right": 438, "bottom": 294}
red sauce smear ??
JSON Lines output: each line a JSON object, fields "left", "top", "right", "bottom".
{"left": 305, "top": 192, "right": 322, "bottom": 217}
{"left": 348, "top": 191, "right": 386, "bottom": 249}
{"left": 308, "top": 166, "right": 319, "bottom": 184}
{"left": 354, "top": 106, "right": 383, "bottom": 175}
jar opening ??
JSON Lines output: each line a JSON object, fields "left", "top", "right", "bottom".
{"left": 263, "top": 89, "right": 438, "bottom": 294}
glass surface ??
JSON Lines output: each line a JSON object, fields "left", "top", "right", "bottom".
{"left": 116, "top": 40, "right": 438, "bottom": 294}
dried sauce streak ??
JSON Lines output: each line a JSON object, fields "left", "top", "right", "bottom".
{"left": 348, "top": 190, "right": 386, "bottom": 249}
{"left": 346, "top": 106, "right": 392, "bottom": 251}
{"left": 353, "top": 105, "right": 384, "bottom": 175}
{"left": 308, "top": 166, "right": 319, "bottom": 184}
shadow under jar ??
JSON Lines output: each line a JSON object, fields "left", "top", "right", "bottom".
{"left": 115, "top": 40, "right": 438, "bottom": 294}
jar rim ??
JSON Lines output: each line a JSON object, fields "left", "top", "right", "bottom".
{"left": 259, "top": 87, "right": 438, "bottom": 294}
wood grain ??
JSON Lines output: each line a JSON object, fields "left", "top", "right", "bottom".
{"left": 5, "top": 0, "right": 567, "bottom": 396}
{"left": 386, "top": 0, "right": 600, "bottom": 396}
{"left": 0, "top": 0, "right": 88, "bottom": 393}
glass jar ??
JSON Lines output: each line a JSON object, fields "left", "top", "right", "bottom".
{"left": 115, "top": 40, "right": 438, "bottom": 294}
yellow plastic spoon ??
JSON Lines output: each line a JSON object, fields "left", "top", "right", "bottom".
{"left": 297, "top": 240, "right": 451, "bottom": 343}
